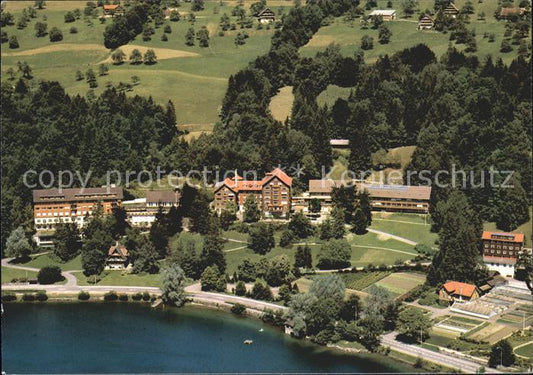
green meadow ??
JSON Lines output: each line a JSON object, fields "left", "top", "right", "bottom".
{"left": 1, "top": 1, "right": 291, "bottom": 130}
{"left": 301, "top": 0, "right": 523, "bottom": 64}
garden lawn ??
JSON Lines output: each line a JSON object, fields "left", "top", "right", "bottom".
{"left": 75, "top": 270, "right": 162, "bottom": 287}
{"left": 347, "top": 231, "right": 418, "bottom": 266}
{"left": 21, "top": 253, "right": 83, "bottom": 271}
{"left": 514, "top": 342, "right": 533, "bottom": 359}
{"left": 1, "top": 267, "right": 38, "bottom": 284}
{"left": 370, "top": 212, "right": 438, "bottom": 248}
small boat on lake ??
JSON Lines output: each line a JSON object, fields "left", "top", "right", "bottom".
{"left": 243, "top": 339, "right": 253, "bottom": 345}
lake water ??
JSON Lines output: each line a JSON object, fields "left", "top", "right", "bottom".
{"left": 2, "top": 303, "right": 412, "bottom": 373}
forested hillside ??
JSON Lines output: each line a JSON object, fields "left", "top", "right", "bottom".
{"left": 1, "top": 82, "right": 183, "bottom": 247}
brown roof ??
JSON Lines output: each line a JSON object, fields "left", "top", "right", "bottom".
{"left": 108, "top": 243, "right": 129, "bottom": 257}
{"left": 258, "top": 8, "right": 275, "bottom": 18}
{"left": 215, "top": 169, "right": 292, "bottom": 193}
{"left": 146, "top": 190, "right": 180, "bottom": 204}
{"left": 443, "top": 2, "right": 459, "bottom": 14}
{"left": 308, "top": 180, "right": 432, "bottom": 200}
{"left": 33, "top": 187, "right": 123, "bottom": 203}
{"left": 443, "top": 281, "right": 477, "bottom": 297}
{"left": 482, "top": 231, "right": 524, "bottom": 244}
{"left": 358, "top": 183, "right": 432, "bottom": 201}
{"left": 500, "top": 7, "right": 527, "bottom": 17}
{"left": 103, "top": 4, "right": 121, "bottom": 10}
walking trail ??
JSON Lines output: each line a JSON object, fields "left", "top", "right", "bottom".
{"left": 2, "top": 255, "right": 79, "bottom": 287}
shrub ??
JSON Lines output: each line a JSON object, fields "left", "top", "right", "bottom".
{"left": 37, "top": 266, "right": 64, "bottom": 284}
{"left": 2, "top": 293, "right": 17, "bottom": 302}
{"left": 70, "top": 26, "right": 78, "bottom": 34}
{"left": 104, "top": 291, "right": 118, "bottom": 301}
{"left": 49, "top": 27, "right": 63, "bottom": 42}
{"left": 9, "top": 35, "right": 19, "bottom": 49}
{"left": 142, "top": 291, "right": 151, "bottom": 301}
{"left": 78, "top": 291, "right": 90, "bottom": 300}
{"left": 235, "top": 280, "right": 247, "bottom": 296}
{"left": 118, "top": 294, "right": 129, "bottom": 301}
{"left": 161, "top": 33, "right": 168, "bottom": 41}
{"left": 22, "top": 293, "right": 36, "bottom": 301}
{"left": 132, "top": 292, "right": 143, "bottom": 301}
{"left": 36, "top": 291, "right": 48, "bottom": 301}
{"left": 231, "top": 303, "right": 246, "bottom": 315}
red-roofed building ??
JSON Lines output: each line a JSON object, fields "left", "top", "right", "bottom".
{"left": 439, "top": 281, "right": 480, "bottom": 303}
{"left": 103, "top": 4, "right": 124, "bottom": 17}
{"left": 481, "top": 231, "right": 525, "bottom": 277}
{"left": 213, "top": 168, "right": 292, "bottom": 218}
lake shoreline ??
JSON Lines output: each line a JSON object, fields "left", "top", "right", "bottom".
{"left": 2, "top": 295, "right": 425, "bottom": 373}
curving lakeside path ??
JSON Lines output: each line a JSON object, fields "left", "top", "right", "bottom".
{"left": 2, "top": 256, "right": 79, "bottom": 287}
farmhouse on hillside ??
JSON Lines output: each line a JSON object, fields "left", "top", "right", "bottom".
{"left": 417, "top": 15, "right": 435, "bottom": 30}
{"left": 213, "top": 168, "right": 292, "bottom": 218}
{"left": 439, "top": 281, "right": 480, "bottom": 303}
{"left": 106, "top": 242, "right": 130, "bottom": 270}
{"left": 368, "top": 9, "right": 397, "bottom": 21}
{"left": 257, "top": 8, "right": 276, "bottom": 23}
{"left": 442, "top": 2, "right": 459, "bottom": 18}
{"left": 103, "top": 4, "right": 125, "bottom": 17}
{"left": 499, "top": 7, "right": 529, "bottom": 19}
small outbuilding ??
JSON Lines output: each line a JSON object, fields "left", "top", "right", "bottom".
{"left": 368, "top": 9, "right": 397, "bottom": 21}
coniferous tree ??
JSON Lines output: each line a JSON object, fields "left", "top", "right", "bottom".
{"left": 248, "top": 222, "right": 275, "bottom": 255}
{"left": 53, "top": 223, "right": 81, "bottom": 262}
{"left": 243, "top": 195, "right": 261, "bottom": 223}
{"left": 189, "top": 191, "right": 211, "bottom": 234}
{"left": 200, "top": 213, "right": 226, "bottom": 273}
{"left": 294, "top": 245, "right": 313, "bottom": 269}
{"left": 427, "top": 191, "right": 485, "bottom": 286}
{"left": 348, "top": 126, "right": 372, "bottom": 177}
{"left": 150, "top": 206, "right": 169, "bottom": 258}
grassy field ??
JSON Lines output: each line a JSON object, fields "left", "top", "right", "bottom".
{"left": 370, "top": 212, "right": 438, "bottom": 248}
{"left": 514, "top": 342, "right": 533, "bottom": 359}
{"left": 300, "top": 0, "right": 522, "bottom": 64}
{"left": 1, "top": 267, "right": 38, "bottom": 283}
{"left": 75, "top": 270, "right": 162, "bottom": 287}
{"left": 366, "top": 271, "right": 426, "bottom": 297}
{"left": 484, "top": 207, "right": 533, "bottom": 247}
{"left": 269, "top": 85, "right": 294, "bottom": 122}
{"left": 21, "top": 253, "right": 83, "bottom": 271}
{"left": 1, "top": 1, "right": 292, "bottom": 130}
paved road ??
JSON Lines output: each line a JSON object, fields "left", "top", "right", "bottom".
{"left": 382, "top": 332, "right": 495, "bottom": 373}
{"left": 366, "top": 228, "right": 418, "bottom": 246}
{"left": 2, "top": 257, "right": 79, "bottom": 287}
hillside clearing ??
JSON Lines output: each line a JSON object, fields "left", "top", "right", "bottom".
{"left": 269, "top": 86, "right": 294, "bottom": 122}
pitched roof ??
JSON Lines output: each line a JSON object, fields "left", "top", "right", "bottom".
{"left": 443, "top": 281, "right": 477, "bottom": 297}
{"left": 33, "top": 187, "right": 123, "bottom": 203}
{"left": 108, "top": 243, "right": 129, "bottom": 257}
{"left": 418, "top": 15, "right": 435, "bottom": 24}
{"left": 103, "top": 4, "right": 121, "bottom": 10}
{"left": 146, "top": 190, "right": 180, "bottom": 204}
{"left": 481, "top": 231, "right": 525, "bottom": 244}
{"left": 262, "top": 168, "right": 292, "bottom": 187}
{"left": 443, "top": 2, "right": 459, "bottom": 13}
{"left": 500, "top": 7, "right": 527, "bottom": 17}
{"left": 215, "top": 169, "right": 292, "bottom": 193}
{"left": 258, "top": 8, "right": 275, "bottom": 17}
{"left": 330, "top": 139, "right": 350, "bottom": 146}
{"left": 369, "top": 9, "right": 397, "bottom": 16}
